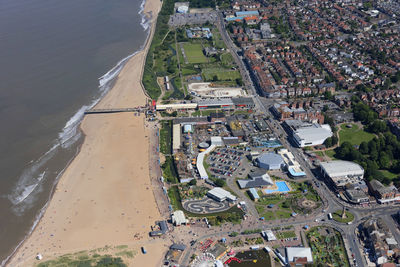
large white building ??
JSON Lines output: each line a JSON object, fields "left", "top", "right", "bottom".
{"left": 283, "top": 120, "right": 332, "bottom": 147}
{"left": 172, "top": 210, "right": 188, "bottom": 226}
{"left": 320, "top": 160, "right": 364, "bottom": 190}
{"left": 207, "top": 187, "right": 237, "bottom": 202}
{"left": 256, "top": 153, "right": 285, "bottom": 170}
{"left": 285, "top": 247, "right": 313, "bottom": 265}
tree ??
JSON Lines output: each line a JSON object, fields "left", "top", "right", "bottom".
{"left": 188, "top": 179, "right": 197, "bottom": 186}
{"left": 214, "top": 178, "right": 226, "bottom": 187}
{"left": 359, "top": 141, "right": 369, "bottom": 154}
{"left": 324, "top": 137, "right": 332, "bottom": 148}
{"left": 212, "top": 75, "right": 218, "bottom": 82}
{"left": 368, "top": 120, "right": 388, "bottom": 133}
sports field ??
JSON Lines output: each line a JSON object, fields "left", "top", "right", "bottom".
{"left": 202, "top": 67, "right": 241, "bottom": 81}
{"left": 183, "top": 43, "right": 208, "bottom": 64}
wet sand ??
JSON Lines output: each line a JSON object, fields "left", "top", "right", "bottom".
{"left": 7, "top": 0, "right": 167, "bottom": 265}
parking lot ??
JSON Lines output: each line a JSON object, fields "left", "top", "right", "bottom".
{"left": 206, "top": 147, "right": 246, "bottom": 178}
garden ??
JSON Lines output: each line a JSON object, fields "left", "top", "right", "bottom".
{"left": 306, "top": 227, "right": 350, "bottom": 267}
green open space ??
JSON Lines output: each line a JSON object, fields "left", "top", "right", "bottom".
{"left": 183, "top": 43, "right": 208, "bottom": 64}
{"left": 202, "top": 67, "right": 241, "bottom": 81}
{"left": 276, "top": 231, "right": 296, "bottom": 239}
{"left": 339, "top": 123, "right": 375, "bottom": 146}
{"left": 306, "top": 227, "right": 350, "bottom": 267}
{"left": 255, "top": 181, "right": 321, "bottom": 221}
{"left": 159, "top": 120, "right": 172, "bottom": 154}
{"left": 332, "top": 210, "right": 355, "bottom": 223}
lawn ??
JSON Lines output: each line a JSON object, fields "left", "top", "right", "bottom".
{"left": 183, "top": 43, "right": 208, "bottom": 64}
{"left": 221, "top": 53, "right": 234, "bottom": 67}
{"left": 325, "top": 149, "right": 337, "bottom": 159}
{"left": 261, "top": 210, "right": 275, "bottom": 220}
{"left": 380, "top": 170, "right": 398, "bottom": 180}
{"left": 332, "top": 210, "right": 354, "bottom": 223}
{"left": 275, "top": 210, "right": 292, "bottom": 219}
{"left": 202, "top": 67, "right": 241, "bottom": 81}
{"left": 339, "top": 123, "right": 375, "bottom": 146}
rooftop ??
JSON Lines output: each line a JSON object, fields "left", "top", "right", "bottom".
{"left": 285, "top": 247, "right": 313, "bottom": 263}
{"left": 320, "top": 160, "right": 364, "bottom": 178}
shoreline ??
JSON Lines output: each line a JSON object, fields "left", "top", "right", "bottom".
{"left": 5, "top": 0, "right": 165, "bottom": 265}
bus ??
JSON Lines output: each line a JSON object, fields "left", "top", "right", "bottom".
{"left": 328, "top": 213, "right": 333, "bottom": 220}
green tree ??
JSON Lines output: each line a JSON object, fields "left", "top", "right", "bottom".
{"left": 359, "top": 141, "right": 369, "bottom": 154}
{"left": 215, "top": 178, "right": 226, "bottom": 187}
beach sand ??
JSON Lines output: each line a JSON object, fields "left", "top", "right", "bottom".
{"left": 7, "top": 0, "right": 167, "bottom": 265}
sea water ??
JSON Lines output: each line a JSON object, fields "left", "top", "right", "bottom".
{"left": 0, "top": 0, "right": 149, "bottom": 263}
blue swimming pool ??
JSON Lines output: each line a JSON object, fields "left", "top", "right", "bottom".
{"left": 264, "top": 181, "right": 291, "bottom": 194}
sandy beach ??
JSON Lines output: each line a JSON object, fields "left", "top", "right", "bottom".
{"left": 7, "top": 0, "right": 168, "bottom": 265}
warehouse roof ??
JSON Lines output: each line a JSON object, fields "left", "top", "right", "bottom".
{"left": 237, "top": 171, "right": 273, "bottom": 189}
{"left": 320, "top": 160, "right": 364, "bottom": 178}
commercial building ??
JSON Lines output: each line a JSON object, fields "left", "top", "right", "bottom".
{"left": 237, "top": 170, "right": 273, "bottom": 189}
{"left": 231, "top": 97, "right": 255, "bottom": 109}
{"left": 207, "top": 187, "right": 237, "bottom": 202}
{"left": 248, "top": 188, "right": 260, "bottom": 201}
{"left": 278, "top": 149, "right": 306, "bottom": 178}
{"left": 285, "top": 247, "right": 313, "bottom": 266}
{"left": 149, "top": 220, "right": 168, "bottom": 236}
{"left": 256, "top": 152, "right": 285, "bottom": 170}
{"left": 320, "top": 160, "right": 364, "bottom": 190}
{"left": 156, "top": 103, "right": 198, "bottom": 111}
{"left": 262, "top": 230, "right": 277, "bottom": 241}
{"left": 283, "top": 120, "right": 332, "bottom": 147}
{"left": 197, "top": 99, "right": 235, "bottom": 110}
{"left": 344, "top": 189, "right": 369, "bottom": 204}
{"left": 175, "top": 2, "right": 189, "bottom": 13}
{"left": 368, "top": 179, "right": 400, "bottom": 204}
{"left": 173, "top": 124, "right": 181, "bottom": 152}
{"left": 172, "top": 210, "right": 188, "bottom": 226}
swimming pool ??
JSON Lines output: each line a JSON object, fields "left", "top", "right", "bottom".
{"left": 264, "top": 181, "right": 291, "bottom": 194}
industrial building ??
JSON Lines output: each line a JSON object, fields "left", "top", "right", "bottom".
{"left": 237, "top": 170, "right": 273, "bottom": 189}
{"left": 283, "top": 120, "right": 332, "bottom": 147}
{"left": 172, "top": 210, "right": 188, "bottom": 226}
{"left": 320, "top": 160, "right": 364, "bottom": 190}
{"left": 207, "top": 187, "right": 237, "bottom": 202}
{"left": 256, "top": 152, "right": 285, "bottom": 170}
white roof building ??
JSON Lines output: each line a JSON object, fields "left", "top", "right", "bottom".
{"left": 172, "top": 210, "right": 187, "bottom": 226}
{"left": 292, "top": 124, "right": 332, "bottom": 147}
{"left": 207, "top": 187, "right": 237, "bottom": 202}
{"left": 320, "top": 160, "right": 364, "bottom": 189}
{"left": 262, "top": 230, "right": 277, "bottom": 241}
{"left": 285, "top": 247, "right": 313, "bottom": 264}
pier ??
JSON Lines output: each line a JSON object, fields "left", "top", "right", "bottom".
{"left": 84, "top": 107, "right": 148, "bottom": 115}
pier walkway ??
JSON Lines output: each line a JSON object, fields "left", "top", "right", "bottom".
{"left": 84, "top": 107, "right": 148, "bottom": 115}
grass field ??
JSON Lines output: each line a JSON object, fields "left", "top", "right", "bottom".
{"left": 183, "top": 43, "right": 208, "bottom": 64}
{"left": 325, "top": 149, "right": 337, "bottom": 159}
{"left": 339, "top": 123, "right": 375, "bottom": 146}
{"left": 332, "top": 210, "right": 354, "bottom": 223}
{"left": 202, "top": 67, "right": 241, "bottom": 81}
